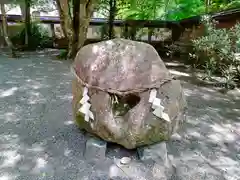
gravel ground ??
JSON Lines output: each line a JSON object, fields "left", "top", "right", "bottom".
{"left": 0, "top": 53, "right": 240, "bottom": 180}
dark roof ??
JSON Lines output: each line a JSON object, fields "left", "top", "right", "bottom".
{"left": 0, "top": 8, "right": 239, "bottom": 29}
{"left": 179, "top": 8, "right": 240, "bottom": 27}
{"left": 0, "top": 14, "right": 178, "bottom": 28}
{"left": 212, "top": 8, "right": 240, "bottom": 17}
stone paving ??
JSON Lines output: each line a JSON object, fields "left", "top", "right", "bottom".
{"left": 0, "top": 53, "right": 240, "bottom": 180}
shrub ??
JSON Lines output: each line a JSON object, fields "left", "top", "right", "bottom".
{"left": 56, "top": 49, "right": 68, "bottom": 60}
{"left": 11, "top": 22, "right": 52, "bottom": 50}
{"left": 192, "top": 15, "right": 240, "bottom": 88}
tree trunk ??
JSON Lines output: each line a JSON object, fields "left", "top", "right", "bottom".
{"left": 76, "top": 0, "right": 95, "bottom": 51}
{"left": 24, "top": 0, "right": 31, "bottom": 47}
{"left": 0, "top": 3, "right": 16, "bottom": 57}
{"left": 70, "top": 0, "right": 80, "bottom": 58}
{"left": 69, "top": 0, "right": 96, "bottom": 59}
{"left": 123, "top": 25, "right": 128, "bottom": 38}
{"left": 56, "top": 0, "right": 97, "bottom": 59}
{"left": 56, "top": 0, "right": 72, "bottom": 39}
{"left": 129, "top": 27, "right": 136, "bottom": 40}
{"left": 56, "top": 0, "right": 73, "bottom": 57}
{"left": 148, "top": 28, "right": 153, "bottom": 42}
{"left": 108, "top": 0, "right": 116, "bottom": 39}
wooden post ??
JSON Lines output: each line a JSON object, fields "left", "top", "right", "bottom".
{"left": 123, "top": 24, "right": 128, "bottom": 39}
{"left": 129, "top": 26, "right": 136, "bottom": 40}
{"left": 148, "top": 27, "right": 153, "bottom": 42}
{"left": 108, "top": 0, "right": 116, "bottom": 39}
{"left": 50, "top": 24, "right": 55, "bottom": 48}
{"left": 24, "top": 0, "right": 31, "bottom": 47}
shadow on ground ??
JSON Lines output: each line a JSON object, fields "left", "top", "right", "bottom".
{"left": 166, "top": 61, "right": 240, "bottom": 180}
{"left": 0, "top": 54, "right": 239, "bottom": 180}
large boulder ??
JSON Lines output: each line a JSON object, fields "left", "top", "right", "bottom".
{"left": 71, "top": 38, "right": 187, "bottom": 149}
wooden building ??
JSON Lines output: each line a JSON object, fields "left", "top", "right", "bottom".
{"left": 0, "top": 8, "right": 239, "bottom": 49}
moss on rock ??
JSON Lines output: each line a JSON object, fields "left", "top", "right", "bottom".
{"left": 75, "top": 113, "right": 92, "bottom": 132}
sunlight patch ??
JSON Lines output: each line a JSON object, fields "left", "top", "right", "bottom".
{"left": 186, "top": 130, "right": 202, "bottom": 139}
{"left": 0, "top": 150, "right": 21, "bottom": 168}
{"left": 201, "top": 87, "right": 216, "bottom": 93}
{"left": 210, "top": 156, "right": 239, "bottom": 171}
{"left": 64, "top": 148, "right": 71, "bottom": 156}
{"left": 183, "top": 89, "right": 195, "bottom": 96}
{"left": 0, "top": 87, "right": 18, "bottom": 98}
{"left": 207, "top": 133, "right": 223, "bottom": 143}
{"left": 202, "top": 94, "right": 212, "bottom": 100}
{"left": 210, "top": 123, "right": 226, "bottom": 133}
{"left": 92, "top": 45, "right": 98, "bottom": 54}
{"left": 59, "top": 94, "right": 72, "bottom": 101}
{"left": 27, "top": 91, "right": 46, "bottom": 104}
{"left": 35, "top": 157, "right": 47, "bottom": 169}
{"left": 3, "top": 112, "right": 19, "bottom": 123}
{"left": 64, "top": 121, "right": 74, "bottom": 125}
{"left": 210, "top": 123, "right": 238, "bottom": 142}
{"left": 30, "top": 143, "right": 45, "bottom": 152}
{"left": 169, "top": 70, "right": 190, "bottom": 77}
{"left": 0, "top": 174, "right": 14, "bottom": 180}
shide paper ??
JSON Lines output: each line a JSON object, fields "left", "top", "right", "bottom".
{"left": 149, "top": 89, "right": 170, "bottom": 122}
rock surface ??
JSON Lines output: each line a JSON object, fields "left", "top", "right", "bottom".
{"left": 137, "top": 142, "right": 176, "bottom": 180}
{"left": 72, "top": 38, "right": 187, "bottom": 149}
{"left": 84, "top": 136, "right": 107, "bottom": 161}
{"left": 137, "top": 142, "right": 168, "bottom": 163}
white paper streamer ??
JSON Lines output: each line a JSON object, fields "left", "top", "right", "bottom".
{"left": 149, "top": 89, "right": 170, "bottom": 122}
{"left": 80, "top": 95, "right": 90, "bottom": 104}
{"left": 83, "top": 87, "right": 88, "bottom": 95}
{"left": 149, "top": 89, "right": 157, "bottom": 103}
{"left": 71, "top": 67, "right": 94, "bottom": 122}
{"left": 152, "top": 107, "right": 163, "bottom": 117}
{"left": 78, "top": 87, "right": 94, "bottom": 122}
{"left": 152, "top": 98, "right": 161, "bottom": 109}
{"left": 162, "top": 112, "right": 170, "bottom": 122}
